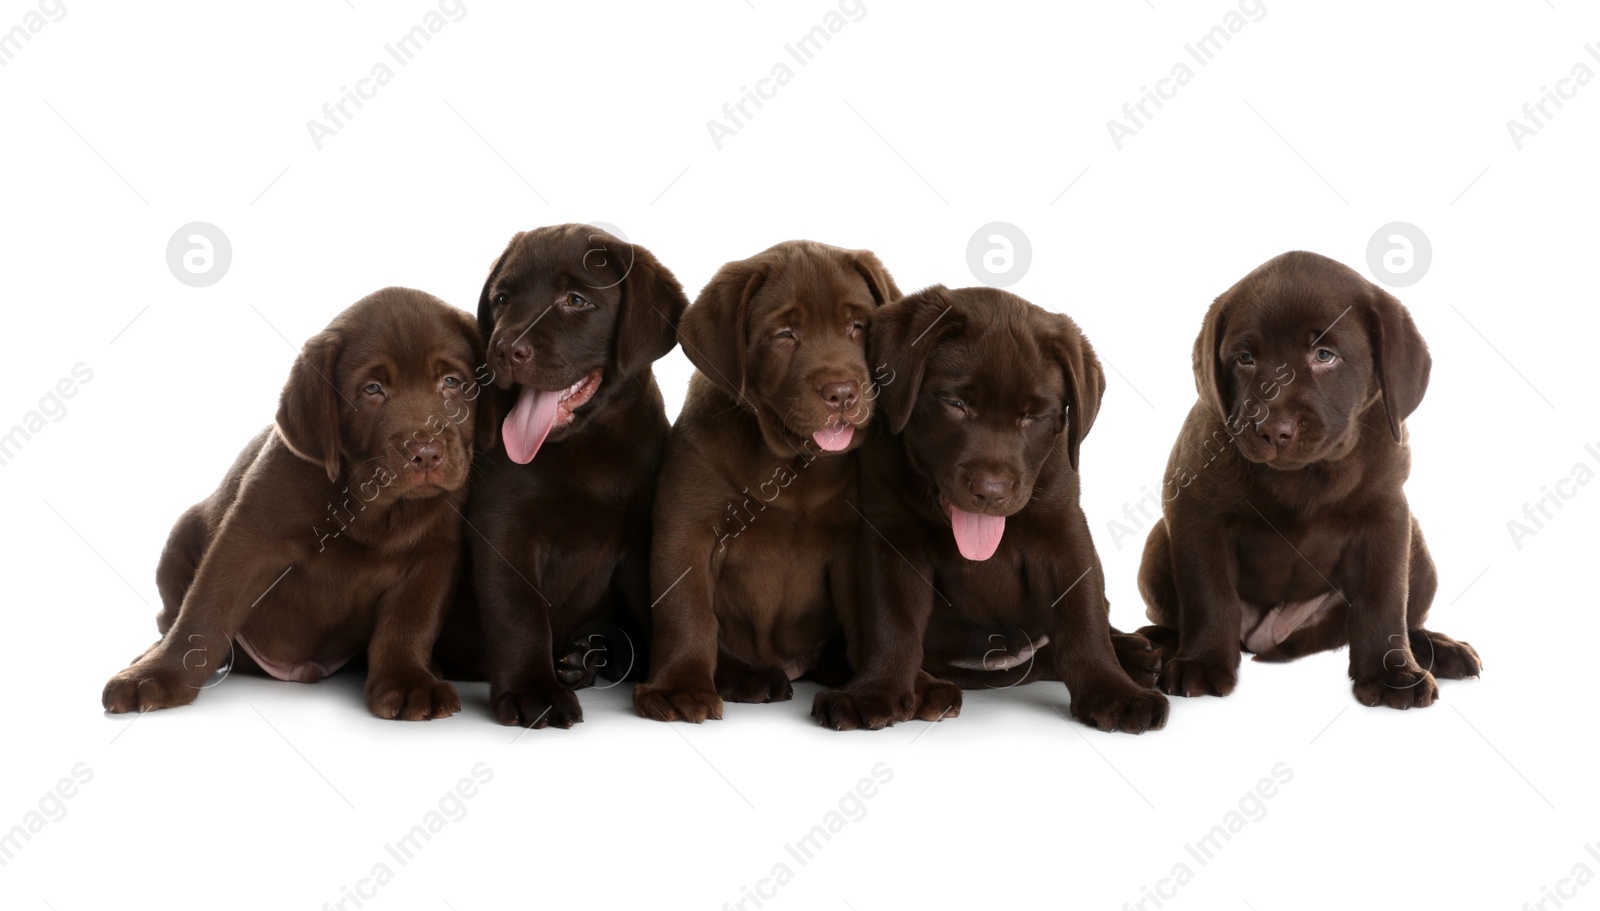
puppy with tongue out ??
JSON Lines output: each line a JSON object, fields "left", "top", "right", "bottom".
{"left": 811, "top": 285, "right": 1170, "bottom": 735}
{"left": 634, "top": 240, "right": 901, "bottom": 725}
{"left": 436, "top": 225, "right": 690, "bottom": 730}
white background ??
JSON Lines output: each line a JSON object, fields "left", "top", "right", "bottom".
{"left": 2, "top": 1, "right": 1596, "bottom": 909}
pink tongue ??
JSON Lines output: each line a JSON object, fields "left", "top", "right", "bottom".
{"left": 950, "top": 507, "right": 1005, "bottom": 561}
{"left": 812, "top": 423, "right": 855, "bottom": 452}
{"left": 502, "top": 386, "right": 562, "bottom": 464}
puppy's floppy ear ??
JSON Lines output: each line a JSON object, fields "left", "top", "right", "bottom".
{"left": 1192, "top": 293, "right": 1232, "bottom": 422}
{"left": 451, "top": 308, "right": 499, "bottom": 454}
{"left": 588, "top": 231, "right": 691, "bottom": 378}
{"left": 679, "top": 258, "right": 767, "bottom": 401}
{"left": 1046, "top": 314, "right": 1106, "bottom": 472}
{"left": 275, "top": 329, "right": 345, "bottom": 483}
{"left": 848, "top": 249, "right": 901, "bottom": 307}
{"left": 476, "top": 232, "right": 522, "bottom": 346}
{"left": 869, "top": 285, "right": 962, "bottom": 434}
{"left": 1365, "top": 285, "right": 1431, "bottom": 442}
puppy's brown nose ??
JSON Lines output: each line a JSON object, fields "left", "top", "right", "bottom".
{"left": 967, "top": 475, "right": 1014, "bottom": 511}
{"left": 496, "top": 339, "right": 533, "bottom": 372}
{"left": 1260, "top": 418, "right": 1297, "bottom": 450}
{"left": 405, "top": 439, "right": 445, "bottom": 472}
{"left": 819, "top": 381, "right": 860, "bottom": 412}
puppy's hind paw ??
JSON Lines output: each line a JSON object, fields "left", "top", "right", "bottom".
{"left": 1410, "top": 628, "right": 1481, "bottom": 680}
{"left": 1111, "top": 629, "right": 1163, "bottom": 688}
{"left": 1159, "top": 655, "right": 1238, "bottom": 698}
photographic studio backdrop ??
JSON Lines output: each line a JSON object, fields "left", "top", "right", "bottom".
{"left": 2, "top": 1, "right": 1596, "bottom": 909}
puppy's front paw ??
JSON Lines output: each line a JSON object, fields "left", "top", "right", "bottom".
{"left": 1159, "top": 655, "right": 1238, "bottom": 698}
{"left": 717, "top": 663, "right": 793, "bottom": 705}
{"left": 1111, "top": 630, "right": 1163, "bottom": 688}
{"left": 102, "top": 663, "right": 199, "bottom": 714}
{"left": 633, "top": 681, "right": 723, "bottom": 723}
{"left": 811, "top": 685, "right": 916, "bottom": 731}
{"left": 367, "top": 673, "right": 460, "bottom": 721}
{"left": 912, "top": 674, "right": 963, "bottom": 722}
{"left": 1353, "top": 665, "right": 1438, "bottom": 710}
{"left": 1070, "top": 681, "right": 1169, "bottom": 733}
{"left": 1410, "top": 629, "right": 1481, "bottom": 680}
{"left": 492, "top": 684, "right": 583, "bottom": 728}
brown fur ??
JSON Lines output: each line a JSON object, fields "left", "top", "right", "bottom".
{"left": 438, "top": 224, "right": 689, "bottom": 728}
{"left": 1136, "top": 251, "right": 1480, "bottom": 709}
{"left": 812, "top": 286, "right": 1168, "bottom": 733}
{"left": 102, "top": 287, "right": 492, "bottom": 719}
{"left": 634, "top": 240, "right": 899, "bottom": 723}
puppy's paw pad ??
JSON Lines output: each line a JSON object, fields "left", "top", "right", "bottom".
{"left": 1353, "top": 667, "right": 1438, "bottom": 710}
{"left": 811, "top": 687, "right": 913, "bottom": 731}
{"left": 633, "top": 683, "right": 723, "bottom": 723}
{"left": 1158, "top": 657, "right": 1237, "bottom": 698}
{"left": 102, "top": 665, "right": 198, "bottom": 714}
{"left": 367, "top": 676, "right": 460, "bottom": 721}
{"left": 556, "top": 628, "right": 638, "bottom": 688}
{"left": 492, "top": 686, "right": 583, "bottom": 729}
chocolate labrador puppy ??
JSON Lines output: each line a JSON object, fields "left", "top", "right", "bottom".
{"left": 447, "top": 224, "right": 689, "bottom": 728}
{"left": 103, "top": 288, "right": 491, "bottom": 719}
{"left": 1137, "top": 251, "right": 1480, "bottom": 708}
{"left": 812, "top": 286, "right": 1168, "bottom": 733}
{"left": 634, "top": 240, "right": 900, "bottom": 723}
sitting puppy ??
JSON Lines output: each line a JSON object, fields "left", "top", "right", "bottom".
{"left": 1137, "top": 251, "right": 1480, "bottom": 708}
{"left": 451, "top": 224, "right": 690, "bottom": 729}
{"left": 812, "top": 286, "right": 1168, "bottom": 733}
{"left": 102, "top": 288, "right": 492, "bottom": 719}
{"left": 634, "top": 241, "right": 900, "bottom": 723}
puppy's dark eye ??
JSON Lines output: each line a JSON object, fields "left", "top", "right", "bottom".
{"left": 363, "top": 382, "right": 383, "bottom": 396}
{"left": 941, "top": 397, "right": 965, "bottom": 412}
{"left": 494, "top": 293, "right": 509, "bottom": 307}
{"left": 443, "top": 376, "right": 460, "bottom": 389}
{"left": 1314, "top": 348, "right": 1337, "bottom": 364}
{"left": 848, "top": 321, "right": 866, "bottom": 339}
{"left": 564, "top": 292, "right": 592, "bottom": 310}
{"left": 774, "top": 328, "right": 796, "bottom": 340}
{"left": 1236, "top": 352, "right": 1255, "bottom": 366}
{"left": 1021, "top": 413, "right": 1047, "bottom": 426}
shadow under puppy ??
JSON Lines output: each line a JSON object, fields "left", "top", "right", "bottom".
{"left": 103, "top": 287, "right": 493, "bottom": 719}
{"left": 438, "top": 224, "right": 689, "bottom": 728}
{"left": 1137, "top": 251, "right": 1480, "bottom": 708}
{"left": 812, "top": 285, "right": 1167, "bottom": 733}
{"left": 634, "top": 240, "right": 900, "bottom": 723}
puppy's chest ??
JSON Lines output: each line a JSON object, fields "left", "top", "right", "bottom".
{"left": 932, "top": 552, "right": 1040, "bottom": 625}
{"left": 1232, "top": 511, "right": 1354, "bottom": 598}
